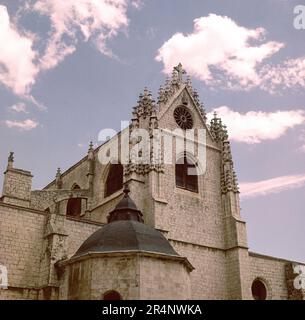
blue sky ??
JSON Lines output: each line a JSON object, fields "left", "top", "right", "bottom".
{"left": 0, "top": 0, "right": 304, "bottom": 262}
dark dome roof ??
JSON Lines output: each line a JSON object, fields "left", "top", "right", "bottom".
{"left": 107, "top": 183, "right": 144, "bottom": 223}
{"left": 115, "top": 194, "right": 138, "bottom": 211}
{"left": 74, "top": 220, "right": 178, "bottom": 257}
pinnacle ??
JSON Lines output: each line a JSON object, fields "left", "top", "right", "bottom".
{"left": 56, "top": 167, "right": 61, "bottom": 177}
{"left": 88, "top": 141, "right": 94, "bottom": 152}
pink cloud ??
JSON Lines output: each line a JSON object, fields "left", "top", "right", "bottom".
{"left": 208, "top": 106, "right": 305, "bottom": 144}
{"left": 0, "top": 5, "right": 38, "bottom": 96}
{"left": 240, "top": 174, "right": 305, "bottom": 199}
{"left": 31, "top": 0, "right": 130, "bottom": 70}
{"left": 156, "top": 14, "right": 283, "bottom": 90}
{"left": 5, "top": 119, "right": 38, "bottom": 131}
{"left": 260, "top": 57, "right": 305, "bottom": 93}
{"left": 9, "top": 102, "right": 28, "bottom": 113}
{"left": 0, "top": 1, "right": 136, "bottom": 99}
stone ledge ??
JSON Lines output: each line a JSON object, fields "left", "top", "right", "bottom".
{"left": 0, "top": 202, "right": 46, "bottom": 215}
{"left": 249, "top": 251, "right": 305, "bottom": 265}
{"left": 57, "top": 250, "right": 195, "bottom": 272}
{"left": 4, "top": 168, "right": 33, "bottom": 177}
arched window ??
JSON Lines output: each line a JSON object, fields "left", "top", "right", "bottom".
{"left": 66, "top": 184, "right": 82, "bottom": 217}
{"left": 105, "top": 164, "right": 123, "bottom": 197}
{"left": 175, "top": 156, "right": 198, "bottom": 192}
{"left": 103, "top": 290, "right": 122, "bottom": 300}
{"left": 251, "top": 279, "right": 267, "bottom": 300}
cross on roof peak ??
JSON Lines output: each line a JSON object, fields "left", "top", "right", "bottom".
{"left": 174, "top": 63, "right": 186, "bottom": 82}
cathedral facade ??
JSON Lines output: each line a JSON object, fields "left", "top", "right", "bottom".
{"left": 0, "top": 65, "right": 304, "bottom": 300}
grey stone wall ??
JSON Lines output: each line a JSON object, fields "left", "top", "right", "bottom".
{"left": 249, "top": 252, "right": 304, "bottom": 300}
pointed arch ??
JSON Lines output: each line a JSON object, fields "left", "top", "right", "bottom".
{"left": 71, "top": 183, "right": 81, "bottom": 190}
{"left": 175, "top": 154, "right": 198, "bottom": 192}
{"left": 66, "top": 184, "right": 82, "bottom": 217}
{"left": 105, "top": 163, "right": 123, "bottom": 197}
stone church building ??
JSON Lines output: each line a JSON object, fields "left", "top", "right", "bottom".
{"left": 0, "top": 64, "right": 304, "bottom": 300}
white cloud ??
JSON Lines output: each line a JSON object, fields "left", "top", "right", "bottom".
{"left": 298, "top": 129, "right": 305, "bottom": 153}
{"left": 0, "top": 5, "right": 38, "bottom": 96}
{"left": 0, "top": 1, "right": 135, "bottom": 99}
{"left": 30, "top": 0, "right": 130, "bottom": 70}
{"left": 156, "top": 14, "right": 283, "bottom": 90}
{"left": 260, "top": 57, "right": 305, "bottom": 93}
{"left": 208, "top": 106, "right": 305, "bottom": 144}
{"left": 240, "top": 174, "right": 305, "bottom": 199}
{"left": 9, "top": 102, "right": 28, "bottom": 113}
{"left": 5, "top": 119, "right": 38, "bottom": 131}
{"left": 156, "top": 14, "right": 305, "bottom": 93}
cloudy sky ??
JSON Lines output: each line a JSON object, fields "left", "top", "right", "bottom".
{"left": 0, "top": 0, "right": 304, "bottom": 262}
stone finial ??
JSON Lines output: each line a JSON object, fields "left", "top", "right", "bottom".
{"left": 55, "top": 167, "right": 62, "bottom": 189}
{"left": 7, "top": 152, "right": 14, "bottom": 169}
{"left": 210, "top": 112, "right": 229, "bottom": 143}
{"left": 210, "top": 112, "right": 220, "bottom": 140}
{"left": 174, "top": 63, "right": 186, "bottom": 83}
{"left": 56, "top": 167, "right": 61, "bottom": 177}
{"left": 199, "top": 103, "right": 207, "bottom": 122}
{"left": 222, "top": 125, "right": 229, "bottom": 140}
{"left": 133, "top": 87, "right": 156, "bottom": 119}
{"left": 158, "top": 85, "right": 166, "bottom": 104}
{"left": 88, "top": 141, "right": 94, "bottom": 161}
{"left": 123, "top": 183, "right": 130, "bottom": 197}
{"left": 143, "top": 87, "right": 150, "bottom": 98}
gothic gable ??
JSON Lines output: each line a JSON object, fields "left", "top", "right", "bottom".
{"left": 157, "top": 82, "right": 214, "bottom": 145}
